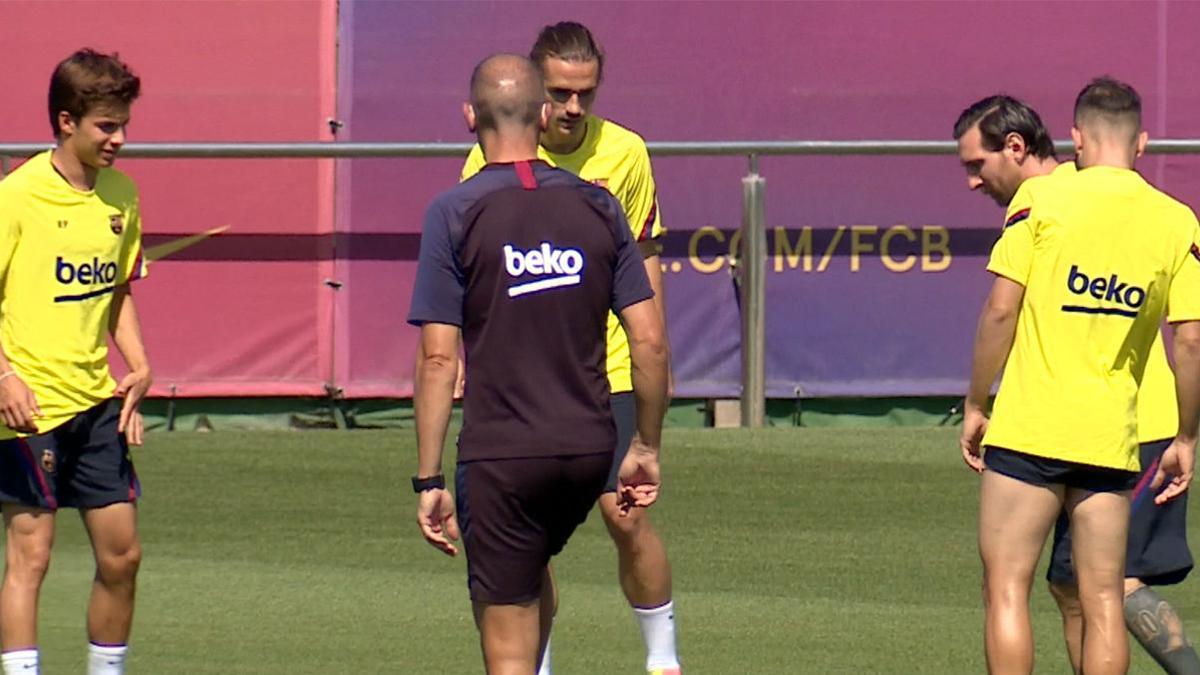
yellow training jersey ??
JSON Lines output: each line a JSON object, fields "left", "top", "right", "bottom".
{"left": 983, "top": 166, "right": 1200, "bottom": 470}
{"left": 0, "top": 151, "right": 147, "bottom": 438}
{"left": 462, "top": 115, "right": 664, "bottom": 393}
{"left": 1005, "top": 162, "right": 1178, "bottom": 443}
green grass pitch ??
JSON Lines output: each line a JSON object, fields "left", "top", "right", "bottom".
{"left": 8, "top": 427, "right": 1198, "bottom": 673}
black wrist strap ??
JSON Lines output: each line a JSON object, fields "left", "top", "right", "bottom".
{"left": 412, "top": 474, "right": 445, "bottom": 493}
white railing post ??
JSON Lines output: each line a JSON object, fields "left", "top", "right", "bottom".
{"left": 740, "top": 154, "right": 766, "bottom": 428}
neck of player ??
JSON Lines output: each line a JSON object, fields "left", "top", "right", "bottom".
{"left": 479, "top": 129, "right": 541, "bottom": 165}
{"left": 51, "top": 146, "right": 99, "bottom": 191}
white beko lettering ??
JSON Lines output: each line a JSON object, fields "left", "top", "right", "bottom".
{"left": 504, "top": 242, "right": 586, "bottom": 297}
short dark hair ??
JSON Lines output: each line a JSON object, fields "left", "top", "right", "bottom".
{"left": 48, "top": 48, "right": 141, "bottom": 138}
{"left": 529, "top": 21, "right": 604, "bottom": 82}
{"left": 1074, "top": 76, "right": 1141, "bottom": 129}
{"left": 953, "top": 95, "right": 1055, "bottom": 159}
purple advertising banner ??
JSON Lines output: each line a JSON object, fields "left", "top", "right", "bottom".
{"left": 339, "top": 0, "right": 1200, "bottom": 398}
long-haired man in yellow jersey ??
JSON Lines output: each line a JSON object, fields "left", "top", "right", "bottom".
{"left": 461, "top": 21, "right": 679, "bottom": 675}
{"left": 0, "top": 50, "right": 152, "bottom": 675}
{"left": 956, "top": 94, "right": 1200, "bottom": 674}
{"left": 961, "top": 78, "right": 1200, "bottom": 675}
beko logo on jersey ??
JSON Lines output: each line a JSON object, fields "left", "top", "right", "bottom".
{"left": 56, "top": 256, "right": 119, "bottom": 285}
{"left": 504, "top": 242, "right": 584, "bottom": 297}
{"left": 53, "top": 257, "right": 119, "bottom": 303}
{"left": 1062, "top": 264, "right": 1145, "bottom": 318}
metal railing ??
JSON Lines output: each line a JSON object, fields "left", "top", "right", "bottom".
{"left": 5, "top": 138, "right": 1199, "bottom": 427}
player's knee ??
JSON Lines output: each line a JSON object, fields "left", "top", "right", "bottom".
{"left": 96, "top": 538, "right": 141, "bottom": 584}
{"left": 1048, "top": 581, "right": 1079, "bottom": 604}
{"left": 600, "top": 500, "right": 650, "bottom": 543}
{"left": 981, "top": 571, "right": 1027, "bottom": 606}
{"left": 1048, "top": 582, "right": 1082, "bottom": 615}
{"left": 6, "top": 542, "right": 52, "bottom": 586}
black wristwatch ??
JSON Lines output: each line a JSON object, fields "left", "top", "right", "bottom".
{"left": 411, "top": 474, "right": 445, "bottom": 493}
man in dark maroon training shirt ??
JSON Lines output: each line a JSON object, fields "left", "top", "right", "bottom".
{"left": 407, "top": 53, "right": 669, "bottom": 675}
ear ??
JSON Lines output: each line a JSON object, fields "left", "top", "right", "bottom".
{"left": 57, "top": 111, "right": 76, "bottom": 138}
{"left": 1134, "top": 130, "right": 1149, "bottom": 159}
{"left": 538, "top": 101, "right": 551, "bottom": 132}
{"left": 462, "top": 102, "right": 476, "bottom": 133}
{"left": 1004, "top": 131, "right": 1028, "bottom": 163}
{"left": 1070, "top": 127, "right": 1084, "bottom": 155}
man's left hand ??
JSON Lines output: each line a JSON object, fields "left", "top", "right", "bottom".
{"left": 417, "top": 488, "right": 460, "bottom": 556}
{"left": 115, "top": 368, "right": 152, "bottom": 445}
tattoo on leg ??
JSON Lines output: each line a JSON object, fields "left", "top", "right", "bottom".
{"left": 1125, "top": 586, "right": 1200, "bottom": 675}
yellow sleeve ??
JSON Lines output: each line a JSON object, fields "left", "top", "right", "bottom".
{"left": 0, "top": 187, "right": 20, "bottom": 282}
{"left": 119, "top": 199, "right": 148, "bottom": 282}
{"left": 617, "top": 141, "right": 663, "bottom": 241}
{"left": 460, "top": 144, "right": 486, "bottom": 183}
{"left": 986, "top": 214, "right": 1035, "bottom": 286}
{"left": 1004, "top": 182, "right": 1034, "bottom": 230}
{"left": 1168, "top": 220, "right": 1200, "bottom": 322}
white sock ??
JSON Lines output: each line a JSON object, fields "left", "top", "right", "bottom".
{"left": 536, "top": 635, "right": 552, "bottom": 675}
{"left": 1, "top": 649, "right": 38, "bottom": 675}
{"left": 635, "top": 601, "right": 680, "bottom": 670}
{"left": 87, "top": 643, "right": 128, "bottom": 675}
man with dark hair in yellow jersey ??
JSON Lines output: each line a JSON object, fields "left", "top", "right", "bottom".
{"left": 961, "top": 76, "right": 1200, "bottom": 675}
{"left": 0, "top": 49, "right": 151, "bottom": 675}
{"left": 956, "top": 94, "right": 1200, "bottom": 674}
{"left": 461, "top": 21, "right": 679, "bottom": 675}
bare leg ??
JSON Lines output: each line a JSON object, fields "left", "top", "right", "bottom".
{"left": 0, "top": 504, "right": 54, "bottom": 650}
{"left": 598, "top": 492, "right": 671, "bottom": 607}
{"left": 474, "top": 599, "right": 541, "bottom": 675}
{"left": 80, "top": 503, "right": 141, "bottom": 645}
{"left": 1067, "top": 488, "right": 1130, "bottom": 675}
{"left": 1124, "top": 579, "right": 1200, "bottom": 674}
{"left": 978, "top": 470, "right": 1063, "bottom": 675}
{"left": 1048, "top": 581, "right": 1084, "bottom": 674}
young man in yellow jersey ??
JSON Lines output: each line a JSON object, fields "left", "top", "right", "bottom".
{"left": 956, "top": 94, "right": 1200, "bottom": 674}
{"left": 0, "top": 50, "right": 152, "bottom": 675}
{"left": 461, "top": 21, "right": 679, "bottom": 675}
{"left": 961, "top": 78, "right": 1200, "bottom": 675}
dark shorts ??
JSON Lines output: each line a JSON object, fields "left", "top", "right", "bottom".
{"left": 1046, "top": 439, "right": 1193, "bottom": 586}
{"left": 984, "top": 446, "right": 1140, "bottom": 493}
{"left": 456, "top": 452, "right": 610, "bottom": 604}
{"left": 604, "top": 391, "right": 635, "bottom": 493}
{"left": 0, "top": 398, "right": 140, "bottom": 511}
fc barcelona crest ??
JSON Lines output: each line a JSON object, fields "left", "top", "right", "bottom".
{"left": 41, "top": 449, "right": 55, "bottom": 474}
{"left": 109, "top": 214, "right": 124, "bottom": 234}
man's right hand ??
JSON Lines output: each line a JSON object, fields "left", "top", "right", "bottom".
{"left": 1153, "top": 436, "right": 1196, "bottom": 505}
{"left": 960, "top": 403, "right": 988, "bottom": 474}
{"left": 417, "top": 488, "right": 460, "bottom": 556}
{"left": 0, "top": 373, "right": 40, "bottom": 434}
{"left": 616, "top": 434, "right": 661, "bottom": 515}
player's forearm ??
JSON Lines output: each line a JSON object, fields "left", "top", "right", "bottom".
{"left": 109, "top": 285, "right": 151, "bottom": 375}
{"left": 966, "top": 305, "right": 1018, "bottom": 410}
{"left": 1172, "top": 321, "right": 1200, "bottom": 441}
{"left": 641, "top": 251, "right": 673, "bottom": 385}
{"left": 414, "top": 350, "right": 456, "bottom": 477}
{"left": 629, "top": 333, "right": 668, "bottom": 450}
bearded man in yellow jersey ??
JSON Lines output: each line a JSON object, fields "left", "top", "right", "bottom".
{"left": 461, "top": 21, "right": 679, "bottom": 675}
{"left": 0, "top": 50, "right": 152, "bottom": 675}
{"left": 961, "top": 77, "right": 1200, "bottom": 675}
{"left": 956, "top": 94, "right": 1200, "bottom": 674}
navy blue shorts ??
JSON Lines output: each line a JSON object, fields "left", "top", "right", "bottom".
{"left": 984, "top": 446, "right": 1139, "bottom": 493}
{"left": 456, "top": 452, "right": 610, "bottom": 604}
{"left": 1046, "top": 439, "right": 1193, "bottom": 586}
{"left": 604, "top": 392, "right": 635, "bottom": 493}
{"left": 0, "top": 398, "right": 140, "bottom": 511}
